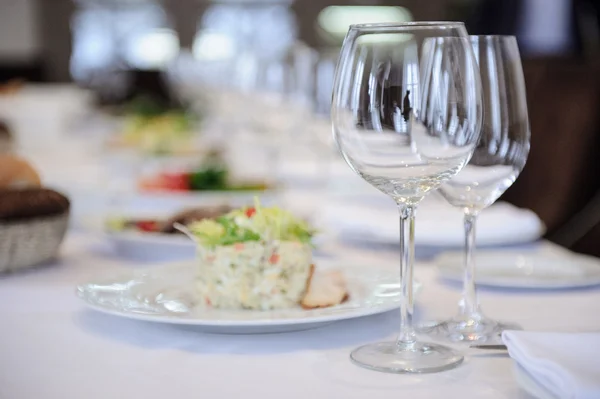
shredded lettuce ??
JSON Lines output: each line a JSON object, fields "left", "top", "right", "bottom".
{"left": 188, "top": 199, "right": 314, "bottom": 247}
{"left": 187, "top": 219, "right": 227, "bottom": 247}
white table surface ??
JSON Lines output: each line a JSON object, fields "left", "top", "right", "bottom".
{"left": 2, "top": 233, "right": 600, "bottom": 399}
{"left": 1, "top": 85, "right": 599, "bottom": 398}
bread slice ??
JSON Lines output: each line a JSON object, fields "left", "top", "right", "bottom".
{"left": 301, "top": 269, "right": 349, "bottom": 309}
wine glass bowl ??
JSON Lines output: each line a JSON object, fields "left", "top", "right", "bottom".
{"left": 331, "top": 22, "right": 483, "bottom": 373}
{"left": 438, "top": 36, "right": 530, "bottom": 211}
{"left": 333, "top": 29, "right": 482, "bottom": 204}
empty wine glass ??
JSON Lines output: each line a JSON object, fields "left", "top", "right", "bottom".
{"left": 426, "top": 36, "right": 530, "bottom": 343}
{"left": 332, "top": 22, "right": 482, "bottom": 373}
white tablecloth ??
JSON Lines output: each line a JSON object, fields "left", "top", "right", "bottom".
{"left": 2, "top": 234, "right": 600, "bottom": 399}
{"left": 1, "top": 85, "right": 599, "bottom": 398}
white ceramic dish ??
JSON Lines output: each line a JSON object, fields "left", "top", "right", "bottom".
{"left": 104, "top": 230, "right": 196, "bottom": 261}
{"left": 104, "top": 229, "right": 329, "bottom": 262}
{"left": 80, "top": 210, "right": 199, "bottom": 261}
{"left": 435, "top": 250, "right": 600, "bottom": 289}
{"left": 77, "top": 193, "right": 264, "bottom": 260}
{"left": 69, "top": 188, "right": 280, "bottom": 228}
{"left": 76, "top": 262, "right": 416, "bottom": 334}
{"left": 84, "top": 220, "right": 327, "bottom": 262}
{"left": 79, "top": 192, "right": 327, "bottom": 261}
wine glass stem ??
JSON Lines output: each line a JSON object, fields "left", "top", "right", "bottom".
{"left": 397, "top": 204, "right": 417, "bottom": 350}
{"left": 461, "top": 210, "right": 480, "bottom": 317}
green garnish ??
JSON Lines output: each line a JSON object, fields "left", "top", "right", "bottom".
{"left": 188, "top": 199, "right": 314, "bottom": 247}
{"left": 189, "top": 166, "right": 229, "bottom": 191}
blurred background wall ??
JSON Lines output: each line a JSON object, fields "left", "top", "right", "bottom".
{"left": 0, "top": 0, "right": 599, "bottom": 255}
{"left": 0, "top": 0, "right": 43, "bottom": 81}
{"left": 1, "top": 0, "right": 599, "bottom": 82}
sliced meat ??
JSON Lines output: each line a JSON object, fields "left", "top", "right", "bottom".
{"left": 301, "top": 269, "right": 349, "bottom": 309}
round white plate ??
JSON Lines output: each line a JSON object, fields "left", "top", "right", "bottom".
{"left": 104, "top": 230, "right": 196, "bottom": 261}
{"left": 76, "top": 262, "right": 414, "bottom": 333}
{"left": 76, "top": 193, "right": 271, "bottom": 261}
{"left": 79, "top": 193, "right": 326, "bottom": 262}
{"left": 102, "top": 230, "right": 330, "bottom": 262}
{"left": 69, "top": 188, "right": 280, "bottom": 229}
{"left": 80, "top": 213, "right": 197, "bottom": 262}
{"left": 435, "top": 250, "right": 600, "bottom": 289}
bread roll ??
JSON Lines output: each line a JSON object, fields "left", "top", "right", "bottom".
{"left": 0, "top": 154, "right": 41, "bottom": 189}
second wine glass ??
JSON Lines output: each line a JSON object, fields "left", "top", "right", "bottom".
{"left": 427, "top": 35, "right": 531, "bottom": 344}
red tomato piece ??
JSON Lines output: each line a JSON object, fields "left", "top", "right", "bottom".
{"left": 159, "top": 172, "right": 190, "bottom": 191}
{"left": 245, "top": 207, "right": 256, "bottom": 218}
{"left": 136, "top": 220, "right": 159, "bottom": 232}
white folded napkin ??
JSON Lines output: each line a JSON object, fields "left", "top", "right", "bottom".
{"left": 324, "top": 199, "right": 545, "bottom": 247}
{"left": 503, "top": 331, "right": 600, "bottom": 399}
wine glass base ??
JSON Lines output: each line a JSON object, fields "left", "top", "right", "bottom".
{"left": 350, "top": 341, "right": 464, "bottom": 374}
{"left": 421, "top": 315, "right": 522, "bottom": 344}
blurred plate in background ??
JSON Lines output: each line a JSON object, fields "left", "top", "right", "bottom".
{"left": 435, "top": 248, "right": 600, "bottom": 289}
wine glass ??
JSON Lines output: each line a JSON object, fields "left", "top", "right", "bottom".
{"left": 331, "top": 22, "right": 482, "bottom": 373}
{"left": 427, "top": 36, "right": 530, "bottom": 343}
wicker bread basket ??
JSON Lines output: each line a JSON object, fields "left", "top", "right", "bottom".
{"left": 0, "top": 213, "right": 69, "bottom": 273}
{"left": 0, "top": 188, "right": 70, "bottom": 273}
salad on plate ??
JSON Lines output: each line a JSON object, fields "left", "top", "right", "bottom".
{"left": 185, "top": 201, "right": 347, "bottom": 311}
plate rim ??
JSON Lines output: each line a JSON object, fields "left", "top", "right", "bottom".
{"left": 106, "top": 229, "right": 194, "bottom": 247}
{"left": 76, "top": 263, "right": 413, "bottom": 327}
{"left": 435, "top": 251, "right": 600, "bottom": 289}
